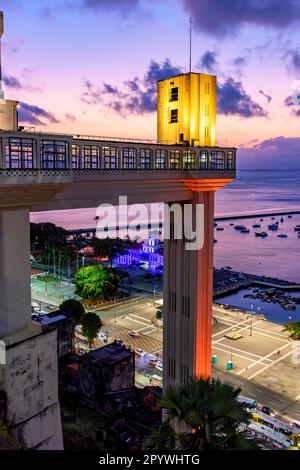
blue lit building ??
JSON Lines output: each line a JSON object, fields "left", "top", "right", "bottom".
{"left": 115, "top": 237, "right": 164, "bottom": 272}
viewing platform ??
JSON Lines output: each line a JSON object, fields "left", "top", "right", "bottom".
{"left": 0, "top": 130, "right": 236, "bottom": 210}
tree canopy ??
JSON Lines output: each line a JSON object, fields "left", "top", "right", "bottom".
{"left": 74, "top": 265, "right": 120, "bottom": 300}
{"left": 92, "top": 237, "right": 127, "bottom": 267}
{"left": 30, "top": 222, "right": 67, "bottom": 251}
{"left": 81, "top": 312, "right": 102, "bottom": 348}
{"left": 283, "top": 321, "right": 300, "bottom": 340}
{"left": 59, "top": 299, "right": 85, "bottom": 325}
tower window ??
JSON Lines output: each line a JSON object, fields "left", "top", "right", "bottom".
{"left": 170, "top": 87, "right": 178, "bottom": 102}
{"left": 170, "top": 109, "right": 178, "bottom": 123}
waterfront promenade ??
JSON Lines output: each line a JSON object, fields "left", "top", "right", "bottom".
{"left": 212, "top": 306, "right": 300, "bottom": 407}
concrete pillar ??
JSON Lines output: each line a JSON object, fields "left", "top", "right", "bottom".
{"left": 0, "top": 207, "right": 63, "bottom": 449}
{"left": 163, "top": 191, "right": 214, "bottom": 388}
{"left": 0, "top": 208, "right": 31, "bottom": 336}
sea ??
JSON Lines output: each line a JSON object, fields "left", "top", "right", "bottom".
{"left": 31, "top": 170, "right": 300, "bottom": 283}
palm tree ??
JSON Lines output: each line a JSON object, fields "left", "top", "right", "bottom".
{"left": 144, "top": 377, "right": 259, "bottom": 450}
{"left": 72, "top": 233, "right": 85, "bottom": 272}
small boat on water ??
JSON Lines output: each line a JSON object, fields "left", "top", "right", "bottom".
{"left": 214, "top": 222, "right": 218, "bottom": 227}
{"left": 294, "top": 225, "right": 300, "bottom": 231}
{"left": 255, "top": 232, "right": 268, "bottom": 237}
{"left": 268, "top": 224, "right": 279, "bottom": 231}
{"left": 253, "top": 223, "right": 261, "bottom": 228}
{"left": 216, "top": 227, "right": 224, "bottom": 231}
{"left": 241, "top": 228, "right": 250, "bottom": 233}
{"left": 280, "top": 217, "right": 284, "bottom": 223}
{"left": 288, "top": 215, "right": 292, "bottom": 218}
{"left": 277, "top": 234, "right": 288, "bottom": 238}
{"left": 214, "top": 239, "right": 218, "bottom": 243}
{"left": 234, "top": 225, "right": 246, "bottom": 230}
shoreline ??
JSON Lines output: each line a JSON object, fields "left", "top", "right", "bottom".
{"left": 62, "top": 208, "right": 300, "bottom": 235}
{"left": 215, "top": 208, "right": 300, "bottom": 222}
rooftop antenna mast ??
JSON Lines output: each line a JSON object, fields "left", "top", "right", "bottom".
{"left": 189, "top": 16, "right": 193, "bottom": 73}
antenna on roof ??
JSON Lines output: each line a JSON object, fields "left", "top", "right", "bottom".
{"left": 189, "top": 16, "right": 193, "bottom": 73}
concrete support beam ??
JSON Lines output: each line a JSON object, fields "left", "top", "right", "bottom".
{"left": 163, "top": 191, "right": 214, "bottom": 387}
{"left": 0, "top": 208, "right": 31, "bottom": 336}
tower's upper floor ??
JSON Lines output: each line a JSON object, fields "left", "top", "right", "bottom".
{"left": 157, "top": 72, "right": 216, "bottom": 147}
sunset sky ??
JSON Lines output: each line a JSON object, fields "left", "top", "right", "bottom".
{"left": 1, "top": 0, "right": 300, "bottom": 168}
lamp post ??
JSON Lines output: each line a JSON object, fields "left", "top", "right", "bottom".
{"left": 250, "top": 303, "right": 253, "bottom": 337}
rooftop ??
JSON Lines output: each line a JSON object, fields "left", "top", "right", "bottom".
{"left": 80, "top": 342, "right": 133, "bottom": 365}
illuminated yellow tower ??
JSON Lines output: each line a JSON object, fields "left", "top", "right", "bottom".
{"left": 0, "top": 11, "right": 18, "bottom": 131}
{"left": 157, "top": 72, "right": 216, "bottom": 147}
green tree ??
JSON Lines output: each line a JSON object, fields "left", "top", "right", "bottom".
{"left": 92, "top": 237, "right": 127, "bottom": 268}
{"left": 60, "top": 299, "right": 85, "bottom": 325}
{"left": 81, "top": 312, "right": 102, "bottom": 348}
{"left": 30, "top": 222, "right": 68, "bottom": 275}
{"left": 74, "top": 265, "right": 120, "bottom": 300}
{"left": 283, "top": 321, "right": 300, "bottom": 340}
{"left": 156, "top": 309, "right": 162, "bottom": 320}
{"left": 143, "top": 377, "right": 259, "bottom": 451}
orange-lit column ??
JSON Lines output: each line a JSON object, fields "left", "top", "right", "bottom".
{"left": 163, "top": 182, "right": 230, "bottom": 388}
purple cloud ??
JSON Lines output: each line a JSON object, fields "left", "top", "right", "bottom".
{"left": 3, "top": 74, "right": 22, "bottom": 90}
{"left": 67, "top": 0, "right": 140, "bottom": 15}
{"left": 3, "top": 73, "right": 42, "bottom": 93}
{"left": 284, "top": 93, "right": 300, "bottom": 116}
{"left": 81, "top": 59, "right": 183, "bottom": 115}
{"left": 259, "top": 90, "right": 272, "bottom": 104}
{"left": 284, "top": 48, "right": 300, "bottom": 76}
{"left": 239, "top": 136, "right": 300, "bottom": 169}
{"left": 181, "top": 0, "right": 300, "bottom": 36}
{"left": 218, "top": 78, "right": 267, "bottom": 117}
{"left": 197, "top": 50, "right": 218, "bottom": 73}
{"left": 18, "top": 102, "right": 60, "bottom": 126}
{"left": 65, "top": 112, "right": 77, "bottom": 122}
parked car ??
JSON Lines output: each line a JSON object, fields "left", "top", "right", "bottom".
{"left": 129, "top": 330, "right": 140, "bottom": 337}
{"left": 135, "top": 348, "right": 145, "bottom": 356}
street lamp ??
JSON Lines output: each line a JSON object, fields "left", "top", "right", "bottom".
{"left": 250, "top": 303, "right": 253, "bottom": 337}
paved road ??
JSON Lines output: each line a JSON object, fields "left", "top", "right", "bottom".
{"left": 213, "top": 366, "right": 300, "bottom": 423}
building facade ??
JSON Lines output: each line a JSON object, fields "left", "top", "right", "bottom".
{"left": 157, "top": 72, "right": 216, "bottom": 146}
{"left": 79, "top": 343, "right": 135, "bottom": 404}
{"left": 115, "top": 236, "right": 164, "bottom": 271}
